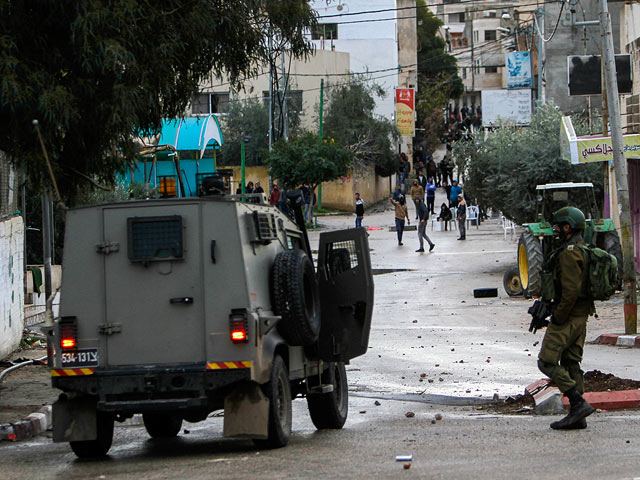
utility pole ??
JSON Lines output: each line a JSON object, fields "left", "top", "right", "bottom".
{"left": 599, "top": 0, "right": 637, "bottom": 334}
{"left": 318, "top": 79, "right": 324, "bottom": 209}
{"left": 536, "top": 7, "right": 544, "bottom": 103}
{"left": 268, "top": 35, "right": 274, "bottom": 152}
{"left": 281, "top": 51, "right": 288, "bottom": 141}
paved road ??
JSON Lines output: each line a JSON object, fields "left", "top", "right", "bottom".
{"left": 2, "top": 192, "right": 639, "bottom": 479}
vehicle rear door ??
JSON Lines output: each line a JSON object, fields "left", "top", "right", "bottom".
{"left": 102, "top": 203, "right": 205, "bottom": 366}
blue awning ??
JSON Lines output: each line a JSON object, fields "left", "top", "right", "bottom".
{"left": 151, "top": 115, "right": 224, "bottom": 159}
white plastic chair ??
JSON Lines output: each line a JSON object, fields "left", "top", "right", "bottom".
{"left": 466, "top": 206, "right": 480, "bottom": 229}
{"left": 502, "top": 215, "right": 516, "bottom": 240}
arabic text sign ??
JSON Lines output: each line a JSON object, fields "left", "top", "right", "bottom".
{"left": 576, "top": 136, "right": 640, "bottom": 163}
{"left": 481, "top": 89, "right": 532, "bottom": 127}
{"left": 506, "top": 52, "right": 532, "bottom": 89}
{"left": 395, "top": 88, "right": 415, "bottom": 137}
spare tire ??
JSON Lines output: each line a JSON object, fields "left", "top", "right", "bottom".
{"left": 272, "top": 249, "right": 321, "bottom": 346}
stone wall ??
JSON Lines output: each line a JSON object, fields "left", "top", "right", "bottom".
{"left": 0, "top": 215, "right": 24, "bottom": 359}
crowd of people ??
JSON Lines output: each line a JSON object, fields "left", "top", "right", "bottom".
{"left": 236, "top": 181, "right": 317, "bottom": 223}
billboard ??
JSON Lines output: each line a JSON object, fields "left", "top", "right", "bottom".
{"left": 395, "top": 88, "right": 415, "bottom": 137}
{"left": 567, "top": 55, "right": 632, "bottom": 96}
{"left": 506, "top": 51, "right": 533, "bottom": 89}
{"left": 481, "top": 89, "right": 532, "bottom": 127}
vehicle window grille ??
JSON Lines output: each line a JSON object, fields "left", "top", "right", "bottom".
{"left": 325, "top": 240, "right": 358, "bottom": 278}
{"left": 252, "top": 212, "right": 277, "bottom": 242}
{"left": 127, "top": 216, "right": 184, "bottom": 262}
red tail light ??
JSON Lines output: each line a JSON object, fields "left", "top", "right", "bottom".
{"left": 229, "top": 309, "right": 248, "bottom": 344}
{"left": 59, "top": 317, "right": 78, "bottom": 350}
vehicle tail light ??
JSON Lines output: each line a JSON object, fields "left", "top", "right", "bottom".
{"left": 59, "top": 317, "right": 78, "bottom": 350}
{"left": 229, "top": 309, "right": 248, "bottom": 344}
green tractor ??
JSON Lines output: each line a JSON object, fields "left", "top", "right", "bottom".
{"left": 508, "top": 182, "right": 623, "bottom": 298}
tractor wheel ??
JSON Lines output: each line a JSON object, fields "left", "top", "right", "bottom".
{"left": 518, "top": 231, "right": 543, "bottom": 298}
{"left": 503, "top": 265, "right": 523, "bottom": 297}
{"left": 602, "top": 231, "right": 623, "bottom": 289}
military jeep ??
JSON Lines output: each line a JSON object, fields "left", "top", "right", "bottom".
{"left": 47, "top": 188, "right": 373, "bottom": 457}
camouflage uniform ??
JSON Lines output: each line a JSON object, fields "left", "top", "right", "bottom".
{"left": 538, "top": 234, "right": 594, "bottom": 394}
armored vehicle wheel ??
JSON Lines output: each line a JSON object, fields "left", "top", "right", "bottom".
{"left": 69, "top": 412, "right": 114, "bottom": 458}
{"left": 272, "top": 249, "right": 321, "bottom": 346}
{"left": 518, "top": 231, "right": 543, "bottom": 298}
{"left": 602, "top": 231, "right": 623, "bottom": 289}
{"left": 503, "top": 265, "right": 523, "bottom": 296}
{"left": 142, "top": 413, "right": 183, "bottom": 438}
{"left": 307, "top": 362, "right": 348, "bottom": 429}
{"left": 254, "top": 355, "right": 292, "bottom": 449}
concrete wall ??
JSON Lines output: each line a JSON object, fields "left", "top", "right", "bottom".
{"left": 225, "top": 165, "right": 391, "bottom": 212}
{"left": 0, "top": 215, "right": 24, "bottom": 359}
{"left": 544, "top": 1, "right": 623, "bottom": 113}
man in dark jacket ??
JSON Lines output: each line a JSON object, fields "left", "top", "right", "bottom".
{"left": 456, "top": 195, "right": 466, "bottom": 240}
{"left": 416, "top": 170, "right": 427, "bottom": 191}
{"left": 414, "top": 195, "right": 435, "bottom": 253}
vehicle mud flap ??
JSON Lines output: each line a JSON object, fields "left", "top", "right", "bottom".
{"left": 53, "top": 396, "right": 97, "bottom": 442}
{"left": 315, "top": 228, "right": 374, "bottom": 362}
{"left": 223, "top": 382, "right": 269, "bottom": 439}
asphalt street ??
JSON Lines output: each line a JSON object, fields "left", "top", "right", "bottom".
{"left": 1, "top": 190, "right": 639, "bottom": 479}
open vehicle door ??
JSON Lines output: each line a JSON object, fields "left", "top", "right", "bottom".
{"left": 316, "top": 228, "right": 374, "bottom": 362}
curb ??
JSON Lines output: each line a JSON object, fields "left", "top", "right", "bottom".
{"left": 0, "top": 405, "right": 51, "bottom": 442}
{"left": 526, "top": 379, "right": 640, "bottom": 414}
{"left": 593, "top": 334, "right": 640, "bottom": 348}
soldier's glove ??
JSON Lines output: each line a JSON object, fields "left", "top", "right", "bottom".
{"left": 528, "top": 300, "right": 550, "bottom": 334}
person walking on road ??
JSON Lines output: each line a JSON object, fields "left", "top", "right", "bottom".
{"left": 537, "top": 207, "right": 595, "bottom": 430}
{"left": 410, "top": 179, "right": 424, "bottom": 220}
{"left": 456, "top": 195, "right": 466, "bottom": 240}
{"left": 355, "top": 192, "right": 364, "bottom": 228}
{"left": 390, "top": 194, "right": 410, "bottom": 245}
{"left": 414, "top": 195, "right": 435, "bottom": 253}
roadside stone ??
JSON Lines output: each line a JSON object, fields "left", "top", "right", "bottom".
{"left": 405, "top": 411, "right": 415, "bottom": 418}
{"left": 435, "top": 414, "right": 443, "bottom": 421}
{"left": 374, "top": 401, "right": 381, "bottom": 406}
{"left": 534, "top": 389, "right": 565, "bottom": 415}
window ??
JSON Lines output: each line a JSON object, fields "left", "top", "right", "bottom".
{"left": 127, "top": 216, "right": 184, "bottom": 262}
{"left": 484, "top": 30, "right": 497, "bottom": 41}
{"left": 485, "top": 66, "right": 498, "bottom": 73}
{"left": 311, "top": 23, "right": 338, "bottom": 40}
{"left": 461, "top": 67, "right": 466, "bottom": 79}
{"left": 191, "top": 92, "right": 229, "bottom": 115}
{"left": 261, "top": 90, "right": 304, "bottom": 114}
{"left": 457, "top": 12, "right": 465, "bottom": 22}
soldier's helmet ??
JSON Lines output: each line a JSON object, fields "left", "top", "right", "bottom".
{"left": 552, "top": 206, "right": 586, "bottom": 230}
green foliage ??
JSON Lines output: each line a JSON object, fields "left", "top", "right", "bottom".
{"left": 415, "top": 0, "right": 463, "bottom": 151}
{"left": 323, "top": 79, "right": 399, "bottom": 176}
{"left": 265, "top": 133, "right": 351, "bottom": 190}
{"left": 218, "top": 96, "right": 302, "bottom": 167}
{"left": 0, "top": 1, "right": 315, "bottom": 205}
{"left": 451, "top": 103, "right": 603, "bottom": 224}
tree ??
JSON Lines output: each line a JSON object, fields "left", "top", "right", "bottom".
{"left": 451, "top": 103, "right": 602, "bottom": 224}
{"left": 0, "top": 1, "right": 315, "bottom": 204}
{"left": 218, "top": 95, "right": 303, "bottom": 167}
{"left": 323, "top": 79, "right": 399, "bottom": 176}
{"left": 415, "top": 0, "right": 463, "bottom": 152}
{"left": 265, "top": 133, "right": 352, "bottom": 191}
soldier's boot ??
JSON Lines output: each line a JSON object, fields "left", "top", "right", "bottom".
{"left": 550, "top": 388, "right": 594, "bottom": 430}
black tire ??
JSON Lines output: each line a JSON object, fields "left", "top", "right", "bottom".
{"left": 254, "top": 355, "right": 292, "bottom": 449}
{"left": 307, "top": 362, "right": 349, "bottom": 430}
{"left": 518, "top": 231, "right": 543, "bottom": 298}
{"left": 69, "top": 412, "right": 114, "bottom": 458}
{"left": 602, "top": 231, "right": 623, "bottom": 289}
{"left": 142, "top": 413, "right": 183, "bottom": 438}
{"left": 503, "top": 265, "right": 523, "bottom": 296}
{"left": 272, "top": 249, "right": 321, "bottom": 346}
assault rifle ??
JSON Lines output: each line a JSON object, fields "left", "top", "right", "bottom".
{"left": 528, "top": 300, "right": 550, "bottom": 333}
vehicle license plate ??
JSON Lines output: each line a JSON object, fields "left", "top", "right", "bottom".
{"left": 61, "top": 348, "right": 99, "bottom": 368}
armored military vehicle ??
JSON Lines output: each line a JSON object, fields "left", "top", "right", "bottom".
{"left": 46, "top": 186, "right": 373, "bottom": 457}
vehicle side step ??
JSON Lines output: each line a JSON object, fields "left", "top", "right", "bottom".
{"left": 308, "top": 384, "right": 334, "bottom": 395}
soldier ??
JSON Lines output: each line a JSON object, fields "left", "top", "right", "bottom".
{"left": 538, "top": 206, "right": 595, "bottom": 430}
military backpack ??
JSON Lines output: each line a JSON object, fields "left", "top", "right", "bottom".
{"left": 578, "top": 245, "right": 619, "bottom": 301}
